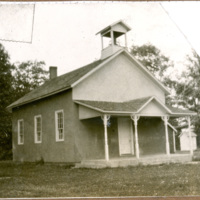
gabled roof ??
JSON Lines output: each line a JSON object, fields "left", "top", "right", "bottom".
{"left": 7, "top": 49, "right": 173, "bottom": 110}
{"left": 75, "top": 96, "right": 196, "bottom": 116}
{"left": 179, "top": 131, "right": 197, "bottom": 138}
{"left": 7, "top": 59, "right": 107, "bottom": 109}
{"left": 71, "top": 49, "right": 171, "bottom": 95}
{"left": 96, "top": 20, "right": 131, "bottom": 35}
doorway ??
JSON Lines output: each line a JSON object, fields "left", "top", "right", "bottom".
{"left": 118, "top": 118, "right": 134, "bottom": 156}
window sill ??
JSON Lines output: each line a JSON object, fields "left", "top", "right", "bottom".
{"left": 56, "top": 139, "right": 64, "bottom": 142}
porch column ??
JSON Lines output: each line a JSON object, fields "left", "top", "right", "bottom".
{"left": 131, "top": 115, "right": 140, "bottom": 159}
{"left": 125, "top": 33, "right": 127, "bottom": 48}
{"left": 101, "top": 35, "right": 104, "bottom": 50}
{"left": 173, "top": 131, "right": 176, "bottom": 153}
{"left": 161, "top": 116, "right": 170, "bottom": 156}
{"left": 102, "top": 114, "right": 110, "bottom": 161}
{"left": 187, "top": 116, "right": 193, "bottom": 155}
{"left": 111, "top": 31, "right": 114, "bottom": 46}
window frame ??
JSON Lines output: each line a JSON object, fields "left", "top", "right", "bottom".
{"left": 18, "top": 119, "right": 24, "bottom": 145}
{"left": 55, "top": 110, "right": 64, "bottom": 142}
{"left": 34, "top": 115, "right": 42, "bottom": 144}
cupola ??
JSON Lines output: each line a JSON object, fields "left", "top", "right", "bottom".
{"left": 96, "top": 20, "right": 131, "bottom": 60}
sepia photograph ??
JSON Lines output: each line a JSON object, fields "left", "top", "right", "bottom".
{"left": 1, "top": 1, "right": 200, "bottom": 198}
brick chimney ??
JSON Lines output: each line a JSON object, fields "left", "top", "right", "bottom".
{"left": 49, "top": 66, "right": 57, "bottom": 79}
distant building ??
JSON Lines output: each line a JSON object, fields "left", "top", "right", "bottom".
{"left": 179, "top": 127, "right": 197, "bottom": 151}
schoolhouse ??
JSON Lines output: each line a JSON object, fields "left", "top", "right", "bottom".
{"left": 8, "top": 21, "right": 196, "bottom": 167}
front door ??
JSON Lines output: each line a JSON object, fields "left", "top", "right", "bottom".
{"left": 118, "top": 118, "right": 134, "bottom": 155}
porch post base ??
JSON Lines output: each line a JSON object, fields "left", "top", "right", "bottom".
{"left": 105, "top": 144, "right": 109, "bottom": 161}
{"left": 166, "top": 142, "right": 170, "bottom": 156}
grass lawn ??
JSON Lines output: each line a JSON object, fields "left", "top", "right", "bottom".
{"left": 0, "top": 161, "right": 200, "bottom": 198}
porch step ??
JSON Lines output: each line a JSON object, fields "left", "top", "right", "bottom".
{"left": 74, "top": 163, "right": 107, "bottom": 169}
{"left": 139, "top": 154, "right": 192, "bottom": 165}
{"left": 75, "top": 154, "right": 192, "bottom": 169}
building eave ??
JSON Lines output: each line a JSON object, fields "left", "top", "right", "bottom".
{"left": 7, "top": 86, "right": 71, "bottom": 112}
{"left": 170, "top": 112, "right": 197, "bottom": 117}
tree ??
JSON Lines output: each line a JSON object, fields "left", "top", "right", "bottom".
{"left": 12, "top": 60, "right": 49, "bottom": 101}
{"left": 0, "top": 43, "right": 14, "bottom": 160}
{"left": 130, "top": 43, "right": 173, "bottom": 81}
{"left": 167, "top": 50, "right": 200, "bottom": 111}
{"left": 167, "top": 50, "right": 200, "bottom": 144}
{"left": 0, "top": 42, "right": 49, "bottom": 160}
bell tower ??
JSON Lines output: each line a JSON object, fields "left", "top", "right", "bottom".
{"left": 96, "top": 20, "right": 131, "bottom": 60}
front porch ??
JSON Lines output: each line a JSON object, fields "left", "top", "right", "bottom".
{"left": 75, "top": 96, "right": 196, "bottom": 168}
{"left": 75, "top": 153, "right": 192, "bottom": 168}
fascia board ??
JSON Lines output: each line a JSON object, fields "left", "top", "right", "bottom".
{"left": 170, "top": 112, "right": 197, "bottom": 117}
{"left": 137, "top": 96, "right": 172, "bottom": 114}
{"left": 136, "top": 96, "right": 154, "bottom": 113}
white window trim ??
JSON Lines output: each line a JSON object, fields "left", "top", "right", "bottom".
{"left": 18, "top": 119, "right": 24, "bottom": 145}
{"left": 55, "top": 110, "right": 64, "bottom": 142}
{"left": 34, "top": 115, "right": 42, "bottom": 144}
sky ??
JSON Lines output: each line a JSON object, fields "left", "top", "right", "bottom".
{"left": 0, "top": 1, "right": 199, "bottom": 77}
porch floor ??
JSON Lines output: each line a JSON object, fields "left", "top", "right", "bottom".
{"left": 75, "top": 153, "right": 192, "bottom": 168}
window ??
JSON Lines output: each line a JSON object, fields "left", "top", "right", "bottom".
{"left": 18, "top": 119, "right": 24, "bottom": 145}
{"left": 55, "top": 110, "right": 64, "bottom": 141}
{"left": 34, "top": 115, "right": 42, "bottom": 143}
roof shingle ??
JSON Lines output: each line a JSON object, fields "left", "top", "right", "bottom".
{"left": 75, "top": 97, "right": 153, "bottom": 113}
{"left": 166, "top": 105, "right": 196, "bottom": 115}
{"left": 8, "top": 59, "right": 106, "bottom": 109}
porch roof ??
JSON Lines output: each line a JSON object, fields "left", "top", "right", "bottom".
{"left": 75, "top": 96, "right": 151, "bottom": 113}
{"left": 75, "top": 96, "right": 196, "bottom": 116}
{"left": 166, "top": 105, "right": 195, "bottom": 115}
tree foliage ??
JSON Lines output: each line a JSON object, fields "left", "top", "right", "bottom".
{"left": 0, "top": 44, "right": 14, "bottom": 108}
{"left": 130, "top": 43, "right": 173, "bottom": 81}
{"left": 165, "top": 50, "right": 200, "bottom": 111}
{"left": 0, "top": 43, "right": 48, "bottom": 160}
{"left": 167, "top": 50, "right": 200, "bottom": 139}
{"left": 0, "top": 44, "right": 14, "bottom": 160}
{"left": 12, "top": 61, "right": 48, "bottom": 101}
